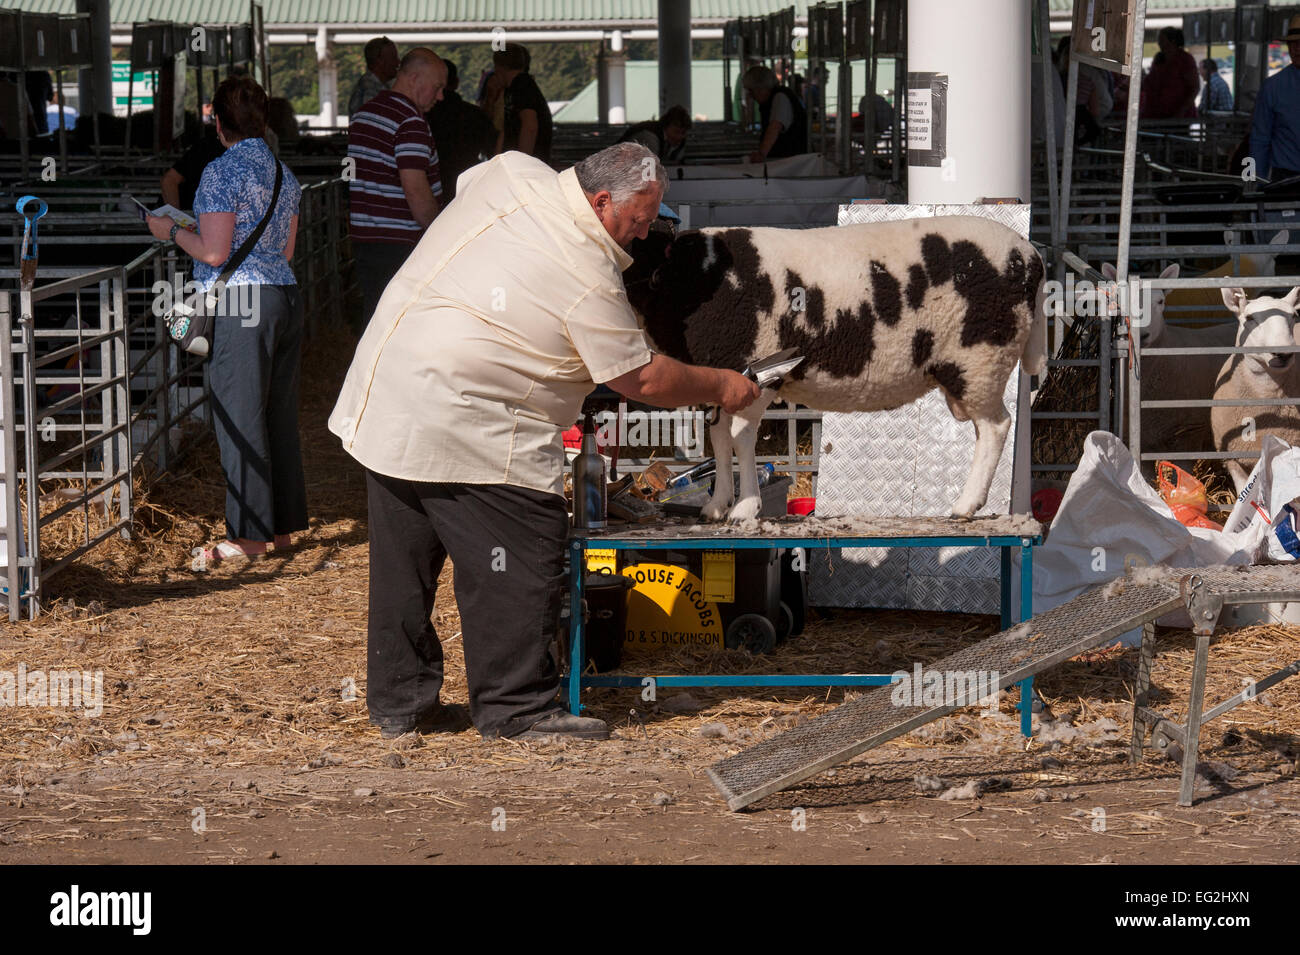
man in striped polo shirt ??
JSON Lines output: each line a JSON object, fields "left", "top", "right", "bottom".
{"left": 348, "top": 48, "right": 447, "bottom": 331}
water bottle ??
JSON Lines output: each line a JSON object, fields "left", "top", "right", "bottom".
{"left": 731, "top": 463, "right": 775, "bottom": 493}
{"left": 571, "top": 414, "right": 607, "bottom": 529}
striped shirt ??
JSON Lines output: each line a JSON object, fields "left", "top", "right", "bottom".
{"left": 348, "top": 89, "right": 442, "bottom": 245}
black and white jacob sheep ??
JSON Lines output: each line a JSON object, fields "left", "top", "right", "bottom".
{"left": 623, "top": 215, "right": 1048, "bottom": 521}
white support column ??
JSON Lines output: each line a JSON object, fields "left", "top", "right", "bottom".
{"left": 657, "top": 0, "right": 691, "bottom": 115}
{"left": 906, "top": 0, "right": 1030, "bottom": 203}
{"left": 607, "top": 30, "right": 627, "bottom": 125}
{"left": 315, "top": 26, "right": 338, "bottom": 128}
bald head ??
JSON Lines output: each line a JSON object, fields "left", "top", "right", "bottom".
{"left": 393, "top": 48, "right": 447, "bottom": 111}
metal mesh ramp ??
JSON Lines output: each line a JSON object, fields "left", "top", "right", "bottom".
{"left": 708, "top": 565, "right": 1300, "bottom": 811}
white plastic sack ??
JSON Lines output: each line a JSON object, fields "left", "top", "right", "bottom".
{"left": 1030, "top": 432, "right": 1300, "bottom": 639}
{"left": 1220, "top": 435, "right": 1300, "bottom": 562}
{"left": 1033, "top": 433, "right": 1253, "bottom": 622}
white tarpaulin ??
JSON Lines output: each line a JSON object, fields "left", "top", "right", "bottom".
{"left": 1033, "top": 431, "right": 1300, "bottom": 637}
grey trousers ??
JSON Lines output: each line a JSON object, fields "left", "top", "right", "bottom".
{"left": 364, "top": 469, "right": 570, "bottom": 738}
{"left": 209, "top": 284, "right": 309, "bottom": 542}
{"left": 353, "top": 241, "right": 414, "bottom": 334}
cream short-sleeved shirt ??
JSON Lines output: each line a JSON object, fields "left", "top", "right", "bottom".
{"left": 328, "top": 152, "right": 653, "bottom": 497}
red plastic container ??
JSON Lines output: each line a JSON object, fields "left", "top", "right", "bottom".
{"left": 787, "top": 497, "right": 816, "bottom": 516}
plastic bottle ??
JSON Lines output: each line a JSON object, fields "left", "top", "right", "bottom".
{"left": 571, "top": 414, "right": 607, "bottom": 529}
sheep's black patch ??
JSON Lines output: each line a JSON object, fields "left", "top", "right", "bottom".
{"left": 921, "top": 233, "right": 952, "bottom": 286}
{"left": 870, "top": 260, "right": 902, "bottom": 326}
{"left": 926, "top": 361, "right": 966, "bottom": 400}
{"left": 951, "top": 240, "right": 1038, "bottom": 349}
{"left": 785, "top": 269, "right": 825, "bottom": 328}
{"left": 906, "top": 264, "right": 928, "bottom": 310}
{"left": 624, "top": 228, "right": 768, "bottom": 370}
{"left": 779, "top": 299, "right": 876, "bottom": 379}
{"left": 912, "top": 329, "right": 934, "bottom": 367}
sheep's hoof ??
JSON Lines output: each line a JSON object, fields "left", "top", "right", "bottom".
{"left": 948, "top": 510, "right": 974, "bottom": 522}
{"left": 700, "top": 497, "right": 732, "bottom": 521}
{"left": 727, "top": 498, "right": 762, "bottom": 522}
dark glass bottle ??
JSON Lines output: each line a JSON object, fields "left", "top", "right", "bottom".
{"left": 572, "top": 413, "right": 607, "bottom": 529}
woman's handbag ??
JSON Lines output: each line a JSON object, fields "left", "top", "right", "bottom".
{"left": 164, "top": 160, "right": 284, "bottom": 357}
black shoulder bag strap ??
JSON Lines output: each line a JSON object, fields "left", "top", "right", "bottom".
{"left": 212, "top": 158, "right": 284, "bottom": 287}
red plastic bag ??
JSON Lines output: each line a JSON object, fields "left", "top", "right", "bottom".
{"left": 1157, "top": 462, "right": 1222, "bottom": 531}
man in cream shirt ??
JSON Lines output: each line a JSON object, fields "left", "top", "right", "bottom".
{"left": 330, "top": 143, "right": 759, "bottom": 741}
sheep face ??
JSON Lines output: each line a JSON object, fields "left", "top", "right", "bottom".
{"left": 1222, "top": 286, "right": 1300, "bottom": 376}
{"left": 1100, "top": 262, "right": 1177, "bottom": 347}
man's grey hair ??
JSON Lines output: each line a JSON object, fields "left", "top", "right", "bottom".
{"left": 743, "top": 65, "right": 778, "bottom": 92}
{"left": 574, "top": 143, "right": 667, "bottom": 204}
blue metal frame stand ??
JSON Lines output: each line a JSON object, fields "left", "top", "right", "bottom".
{"left": 567, "top": 528, "right": 1042, "bottom": 737}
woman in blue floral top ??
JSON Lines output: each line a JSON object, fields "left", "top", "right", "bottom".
{"left": 147, "top": 76, "right": 309, "bottom": 568}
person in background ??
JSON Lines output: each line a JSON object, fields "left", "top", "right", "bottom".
{"left": 144, "top": 75, "right": 307, "bottom": 567}
{"left": 733, "top": 57, "right": 762, "bottom": 128}
{"left": 267, "top": 97, "right": 300, "bottom": 152}
{"left": 348, "top": 49, "right": 446, "bottom": 331}
{"left": 161, "top": 126, "right": 226, "bottom": 211}
{"left": 1140, "top": 26, "right": 1199, "bottom": 121}
{"left": 857, "top": 91, "right": 894, "bottom": 137}
{"left": 348, "top": 36, "right": 399, "bottom": 117}
{"left": 0, "top": 73, "right": 35, "bottom": 140}
{"left": 44, "top": 91, "right": 77, "bottom": 134}
{"left": 201, "top": 98, "right": 214, "bottom": 124}
{"left": 425, "top": 60, "right": 497, "bottom": 203}
{"left": 1199, "top": 59, "right": 1234, "bottom": 115}
{"left": 803, "top": 65, "right": 825, "bottom": 118}
{"left": 1055, "top": 37, "right": 1110, "bottom": 145}
{"left": 494, "top": 43, "right": 552, "bottom": 163}
{"left": 618, "top": 105, "right": 691, "bottom": 163}
{"left": 742, "top": 64, "right": 808, "bottom": 162}
{"left": 1251, "top": 14, "right": 1300, "bottom": 181}
{"left": 25, "top": 70, "right": 52, "bottom": 135}
{"left": 477, "top": 67, "right": 506, "bottom": 141}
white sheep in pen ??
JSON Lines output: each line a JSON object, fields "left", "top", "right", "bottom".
{"left": 1102, "top": 233, "right": 1288, "bottom": 469}
{"left": 1211, "top": 286, "right": 1300, "bottom": 493}
{"left": 624, "top": 216, "right": 1047, "bottom": 521}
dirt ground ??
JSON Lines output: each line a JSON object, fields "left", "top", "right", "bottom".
{"left": 2, "top": 328, "right": 1298, "bottom": 865}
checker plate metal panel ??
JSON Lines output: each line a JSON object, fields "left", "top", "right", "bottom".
{"left": 709, "top": 565, "right": 1300, "bottom": 810}
{"left": 813, "top": 204, "right": 1032, "bottom": 614}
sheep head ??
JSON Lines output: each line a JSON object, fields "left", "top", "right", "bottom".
{"left": 1101, "top": 262, "right": 1177, "bottom": 347}
{"left": 1221, "top": 285, "right": 1300, "bottom": 376}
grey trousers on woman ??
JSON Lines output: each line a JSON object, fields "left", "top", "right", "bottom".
{"left": 209, "top": 283, "right": 309, "bottom": 542}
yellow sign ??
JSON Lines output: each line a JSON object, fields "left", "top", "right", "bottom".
{"left": 702, "top": 550, "right": 735, "bottom": 603}
{"left": 585, "top": 548, "right": 617, "bottom": 575}
{"left": 621, "top": 563, "right": 724, "bottom": 650}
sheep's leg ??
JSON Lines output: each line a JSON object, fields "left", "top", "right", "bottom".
{"left": 701, "top": 412, "right": 735, "bottom": 521}
{"left": 951, "top": 403, "right": 1012, "bottom": 519}
{"left": 725, "top": 393, "right": 775, "bottom": 522}
{"left": 1226, "top": 459, "right": 1251, "bottom": 498}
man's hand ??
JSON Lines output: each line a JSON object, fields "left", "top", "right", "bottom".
{"left": 717, "top": 369, "right": 761, "bottom": 412}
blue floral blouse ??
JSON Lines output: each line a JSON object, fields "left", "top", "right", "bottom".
{"left": 192, "top": 137, "right": 302, "bottom": 289}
